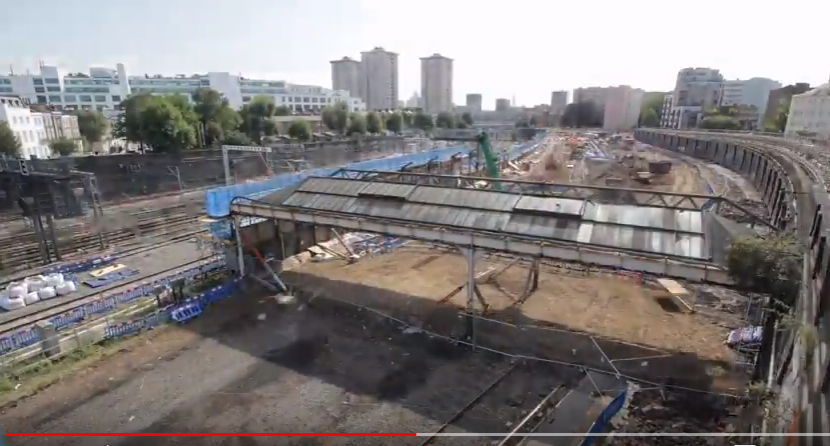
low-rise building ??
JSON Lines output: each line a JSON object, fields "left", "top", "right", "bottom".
{"left": 0, "top": 97, "right": 49, "bottom": 158}
{"left": 784, "top": 82, "right": 830, "bottom": 140}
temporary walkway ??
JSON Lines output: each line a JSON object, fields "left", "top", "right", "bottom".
{"left": 230, "top": 176, "right": 733, "bottom": 284}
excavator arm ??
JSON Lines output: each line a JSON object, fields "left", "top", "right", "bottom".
{"left": 476, "top": 132, "right": 502, "bottom": 191}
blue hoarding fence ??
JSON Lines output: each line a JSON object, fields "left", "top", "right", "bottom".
{"left": 204, "top": 145, "right": 474, "bottom": 218}
{"left": 0, "top": 258, "right": 228, "bottom": 356}
{"left": 578, "top": 391, "right": 628, "bottom": 446}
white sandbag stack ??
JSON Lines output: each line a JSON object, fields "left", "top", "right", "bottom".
{"left": 24, "top": 276, "right": 46, "bottom": 293}
{"left": 25, "top": 291, "right": 41, "bottom": 305}
{"left": 56, "top": 281, "right": 76, "bottom": 296}
{"left": 37, "top": 287, "right": 56, "bottom": 300}
{"left": 1, "top": 288, "right": 26, "bottom": 311}
{"left": 45, "top": 273, "right": 64, "bottom": 287}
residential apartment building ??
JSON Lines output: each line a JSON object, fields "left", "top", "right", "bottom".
{"left": 602, "top": 86, "right": 644, "bottom": 132}
{"left": 495, "top": 98, "right": 510, "bottom": 112}
{"left": 330, "top": 56, "right": 362, "bottom": 100}
{"left": 0, "top": 98, "right": 80, "bottom": 158}
{"left": 765, "top": 83, "right": 811, "bottom": 125}
{"left": 550, "top": 91, "right": 568, "bottom": 116}
{"left": 466, "top": 93, "right": 483, "bottom": 112}
{"left": 572, "top": 87, "right": 610, "bottom": 110}
{"left": 420, "top": 54, "right": 453, "bottom": 114}
{"left": 785, "top": 82, "right": 830, "bottom": 140}
{"left": 360, "top": 47, "right": 399, "bottom": 110}
{"left": 0, "top": 63, "right": 366, "bottom": 115}
{"left": 406, "top": 91, "right": 421, "bottom": 109}
{"left": 659, "top": 93, "right": 674, "bottom": 128}
{"left": 665, "top": 67, "right": 723, "bottom": 129}
{"left": 719, "top": 77, "right": 782, "bottom": 128}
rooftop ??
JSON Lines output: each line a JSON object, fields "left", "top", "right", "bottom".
{"left": 261, "top": 177, "right": 710, "bottom": 260}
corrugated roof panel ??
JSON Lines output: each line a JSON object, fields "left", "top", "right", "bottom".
{"left": 358, "top": 182, "right": 416, "bottom": 198}
{"left": 408, "top": 187, "right": 520, "bottom": 211}
{"left": 297, "top": 178, "right": 368, "bottom": 196}
{"left": 503, "top": 214, "right": 580, "bottom": 241}
{"left": 673, "top": 210, "right": 704, "bottom": 233}
{"left": 394, "top": 204, "right": 509, "bottom": 232}
{"left": 513, "top": 196, "right": 585, "bottom": 217}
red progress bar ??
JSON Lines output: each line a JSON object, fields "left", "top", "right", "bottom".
{"left": 7, "top": 433, "right": 416, "bottom": 437}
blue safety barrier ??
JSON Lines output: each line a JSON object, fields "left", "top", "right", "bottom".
{"left": 170, "top": 302, "right": 203, "bottom": 323}
{"left": 0, "top": 258, "right": 229, "bottom": 355}
{"left": 578, "top": 391, "right": 628, "bottom": 446}
{"left": 40, "top": 254, "right": 117, "bottom": 275}
{"left": 204, "top": 145, "right": 472, "bottom": 218}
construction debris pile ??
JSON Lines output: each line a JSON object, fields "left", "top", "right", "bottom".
{"left": 611, "top": 390, "right": 738, "bottom": 446}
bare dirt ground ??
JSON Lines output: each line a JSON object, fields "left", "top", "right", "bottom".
{"left": 1, "top": 284, "right": 583, "bottom": 446}
{"left": 294, "top": 247, "right": 733, "bottom": 363}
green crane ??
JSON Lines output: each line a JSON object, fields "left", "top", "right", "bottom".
{"left": 475, "top": 132, "right": 502, "bottom": 190}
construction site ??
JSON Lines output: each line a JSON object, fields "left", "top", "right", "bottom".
{"left": 0, "top": 130, "right": 771, "bottom": 445}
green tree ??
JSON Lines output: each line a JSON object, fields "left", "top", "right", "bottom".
{"left": 764, "top": 103, "right": 789, "bottom": 133}
{"left": 366, "top": 111, "right": 384, "bottom": 134}
{"left": 461, "top": 112, "right": 473, "bottom": 126}
{"left": 402, "top": 111, "right": 414, "bottom": 128}
{"left": 347, "top": 113, "right": 367, "bottom": 136}
{"left": 413, "top": 112, "right": 434, "bottom": 130}
{"left": 74, "top": 110, "right": 108, "bottom": 144}
{"left": 191, "top": 88, "right": 242, "bottom": 145}
{"left": 222, "top": 131, "right": 252, "bottom": 146}
{"left": 726, "top": 233, "right": 805, "bottom": 379}
{"left": 49, "top": 137, "right": 78, "bottom": 156}
{"left": 456, "top": 117, "right": 469, "bottom": 129}
{"left": 114, "top": 94, "right": 156, "bottom": 145}
{"left": 288, "top": 119, "right": 313, "bottom": 141}
{"left": 560, "top": 102, "right": 603, "bottom": 128}
{"left": 0, "top": 121, "right": 21, "bottom": 157}
{"left": 238, "top": 95, "right": 280, "bottom": 143}
{"left": 321, "top": 103, "right": 349, "bottom": 133}
{"left": 385, "top": 112, "right": 404, "bottom": 134}
{"left": 699, "top": 115, "right": 741, "bottom": 130}
{"left": 640, "top": 108, "right": 660, "bottom": 127}
{"left": 274, "top": 105, "right": 291, "bottom": 116}
{"left": 639, "top": 96, "right": 663, "bottom": 127}
{"left": 436, "top": 112, "right": 456, "bottom": 129}
{"left": 135, "top": 96, "right": 197, "bottom": 152}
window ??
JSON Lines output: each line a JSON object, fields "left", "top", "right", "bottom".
{"left": 312, "top": 97, "right": 318, "bottom": 103}
{"left": 96, "top": 105, "right": 105, "bottom": 111}
{"left": 0, "top": 87, "right": 12, "bottom": 93}
{"left": 242, "top": 96, "right": 251, "bottom": 102}
{"left": 111, "top": 95, "right": 121, "bottom": 102}
{"left": 303, "top": 97, "right": 310, "bottom": 103}
{"left": 34, "top": 87, "right": 45, "bottom": 93}
{"left": 44, "top": 78, "right": 59, "bottom": 84}
{"left": 64, "top": 95, "right": 77, "bottom": 102}
{"left": 28, "top": 130, "right": 34, "bottom": 141}
{"left": 46, "top": 86, "right": 61, "bottom": 92}
{"left": 33, "top": 78, "right": 43, "bottom": 85}
{"left": 48, "top": 95, "right": 62, "bottom": 103}
{"left": 36, "top": 95, "right": 47, "bottom": 104}
{"left": 22, "top": 132, "right": 28, "bottom": 142}
{"left": 94, "top": 95, "right": 106, "bottom": 102}
{"left": 35, "top": 118, "right": 40, "bottom": 125}
{"left": 294, "top": 97, "right": 301, "bottom": 102}
{"left": 79, "top": 95, "right": 92, "bottom": 102}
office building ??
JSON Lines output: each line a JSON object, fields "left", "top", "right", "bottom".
{"left": 420, "top": 54, "right": 453, "bottom": 114}
{"left": 330, "top": 56, "right": 362, "bottom": 100}
{"left": 360, "top": 47, "right": 399, "bottom": 110}
{"left": 550, "top": 91, "right": 568, "bottom": 115}
{"left": 0, "top": 63, "right": 366, "bottom": 115}
{"left": 785, "top": 82, "right": 830, "bottom": 140}
{"left": 466, "top": 93, "right": 483, "bottom": 112}
{"left": 602, "top": 86, "right": 644, "bottom": 132}
{"left": 665, "top": 67, "right": 724, "bottom": 129}
{"left": 572, "top": 87, "right": 611, "bottom": 109}
{"left": 719, "top": 77, "right": 781, "bottom": 127}
{"left": 495, "top": 98, "right": 511, "bottom": 112}
{"left": 660, "top": 93, "right": 674, "bottom": 128}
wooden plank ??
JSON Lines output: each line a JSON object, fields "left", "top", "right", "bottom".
{"left": 656, "top": 278, "right": 688, "bottom": 295}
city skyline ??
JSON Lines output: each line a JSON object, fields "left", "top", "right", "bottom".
{"left": 2, "top": 0, "right": 827, "bottom": 107}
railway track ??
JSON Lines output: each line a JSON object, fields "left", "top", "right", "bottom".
{"left": 0, "top": 205, "right": 206, "bottom": 277}
{"left": 418, "top": 361, "right": 577, "bottom": 446}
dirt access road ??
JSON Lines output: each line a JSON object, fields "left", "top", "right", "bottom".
{"left": 1, "top": 287, "right": 580, "bottom": 446}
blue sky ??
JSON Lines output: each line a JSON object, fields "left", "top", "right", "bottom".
{"left": 2, "top": 0, "right": 828, "bottom": 108}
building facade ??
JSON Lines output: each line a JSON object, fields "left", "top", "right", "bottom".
{"left": 765, "top": 83, "right": 811, "bottom": 126}
{"left": 330, "top": 56, "right": 362, "bottom": 101}
{"left": 659, "top": 93, "right": 675, "bottom": 128}
{"left": 0, "top": 97, "right": 49, "bottom": 158}
{"left": 785, "top": 83, "right": 830, "bottom": 140}
{"left": 550, "top": 91, "right": 568, "bottom": 116}
{"left": 360, "top": 47, "right": 399, "bottom": 110}
{"left": 572, "top": 87, "right": 610, "bottom": 110}
{"left": 495, "top": 98, "right": 511, "bottom": 112}
{"left": 719, "top": 77, "right": 782, "bottom": 127}
{"left": 666, "top": 67, "right": 723, "bottom": 129}
{"left": 420, "top": 54, "right": 453, "bottom": 114}
{"left": 0, "top": 63, "right": 366, "bottom": 115}
{"left": 466, "top": 93, "right": 483, "bottom": 112}
{"left": 602, "top": 86, "right": 644, "bottom": 132}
